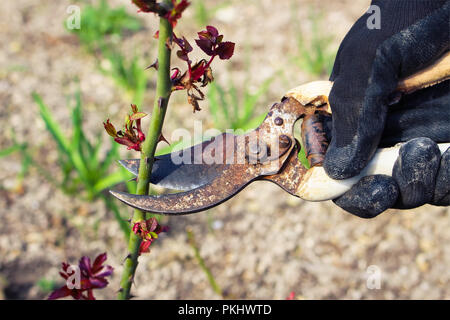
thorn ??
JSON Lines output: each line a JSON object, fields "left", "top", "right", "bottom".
{"left": 165, "top": 37, "right": 174, "bottom": 50}
{"left": 122, "top": 254, "right": 132, "bottom": 264}
{"left": 158, "top": 97, "right": 165, "bottom": 109}
{"left": 158, "top": 133, "right": 170, "bottom": 145}
{"left": 117, "top": 288, "right": 124, "bottom": 294}
{"left": 146, "top": 59, "right": 158, "bottom": 70}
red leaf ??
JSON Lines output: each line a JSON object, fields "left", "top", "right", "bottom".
{"left": 48, "top": 286, "right": 72, "bottom": 300}
{"left": 195, "top": 39, "right": 214, "bottom": 56}
{"left": 206, "top": 25, "right": 219, "bottom": 37}
{"left": 103, "top": 119, "right": 117, "bottom": 138}
{"left": 147, "top": 218, "right": 159, "bottom": 232}
{"left": 139, "top": 240, "right": 153, "bottom": 254}
{"left": 92, "top": 253, "right": 107, "bottom": 273}
{"left": 177, "top": 50, "right": 190, "bottom": 62}
{"left": 132, "top": 0, "right": 157, "bottom": 13}
{"left": 216, "top": 42, "right": 235, "bottom": 60}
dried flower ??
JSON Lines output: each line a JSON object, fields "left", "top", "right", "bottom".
{"left": 48, "top": 253, "right": 113, "bottom": 300}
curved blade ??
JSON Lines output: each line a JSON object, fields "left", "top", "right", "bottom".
{"left": 110, "top": 164, "right": 256, "bottom": 215}
{"left": 120, "top": 133, "right": 236, "bottom": 191}
{"left": 111, "top": 97, "right": 309, "bottom": 215}
{"left": 119, "top": 158, "right": 225, "bottom": 191}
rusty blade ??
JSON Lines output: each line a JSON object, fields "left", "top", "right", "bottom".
{"left": 110, "top": 143, "right": 307, "bottom": 215}
{"left": 110, "top": 164, "right": 256, "bottom": 215}
{"left": 118, "top": 133, "right": 237, "bottom": 191}
{"left": 110, "top": 97, "right": 308, "bottom": 215}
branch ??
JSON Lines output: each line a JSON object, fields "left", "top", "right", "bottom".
{"left": 117, "top": 3, "right": 173, "bottom": 300}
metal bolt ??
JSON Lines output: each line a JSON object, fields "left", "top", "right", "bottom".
{"left": 274, "top": 117, "right": 283, "bottom": 126}
{"left": 279, "top": 135, "right": 291, "bottom": 148}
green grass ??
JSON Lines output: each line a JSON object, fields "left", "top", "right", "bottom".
{"left": 207, "top": 76, "right": 274, "bottom": 132}
{"left": 68, "top": 0, "right": 142, "bottom": 53}
{"left": 186, "top": 228, "right": 223, "bottom": 297}
{"left": 32, "top": 91, "right": 133, "bottom": 238}
{"left": 66, "top": 0, "right": 148, "bottom": 106}
{"left": 193, "top": 0, "right": 231, "bottom": 27}
{"left": 101, "top": 51, "right": 148, "bottom": 106}
{"left": 36, "top": 278, "right": 58, "bottom": 295}
{"left": 0, "top": 137, "right": 31, "bottom": 192}
{"left": 290, "top": 5, "right": 336, "bottom": 77}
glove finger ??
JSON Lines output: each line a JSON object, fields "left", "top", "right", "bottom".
{"left": 324, "top": 79, "right": 388, "bottom": 179}
{"left": 325, "top": 3, "right": 449, "bottom": 180}
{"left": 432, "top": 147, "right": 450, "bottom": 206}
{"left": 321, "top": 81, "right": 450, "bottom": 147}
{"left": 380, "top": 80, "right": 450, "bottom": 146}
{"left": 392, "top": 137, "right": 441, "bottom": 209}
{"left": 333, "top": 175, "right": 398, "bottom": 219}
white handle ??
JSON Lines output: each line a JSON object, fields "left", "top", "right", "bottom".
{"left": 297, "top": 143, "right": 450, "bottom": 201}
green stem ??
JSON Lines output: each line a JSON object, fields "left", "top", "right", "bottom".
{"left": 186, "top": 228, "right": 223, "bottom": 297}
{"left": 117, "top": 11, "right": 173, "bottom": 300}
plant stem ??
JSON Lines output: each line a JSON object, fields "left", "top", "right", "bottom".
{"left": 186, "top": 228, "right": 223, "bottom": 297}
{"left": 117, "top": 10, "right": 173, "bottom": 300}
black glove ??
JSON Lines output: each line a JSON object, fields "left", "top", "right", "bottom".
{"left": 325, "top": 0, "right": 450, "bottom": 217}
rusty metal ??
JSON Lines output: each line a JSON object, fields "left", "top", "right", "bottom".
{"left": 261, "top": 142, "right": 308, "bottom": 196}
{"left": 274, "top": 117, "right": 284, "bottom": 126}
{"left": 112, "top": 95, "right": 334, "bottom": 214}
{"left": 300, "top": 113, "right": 331, "bottom": 167}
{"left": 111, "top": 55, "right": 450, "bottom": 215}
{"left": 111, "top": 97, "right": 315, "bottom": 214}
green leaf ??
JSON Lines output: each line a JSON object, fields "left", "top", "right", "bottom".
{"left": 33, "top": 93, "right": 71, "bottom": 154}
{"left": 129, "top": 112, "right": 147, "bottom": 121}
{"left": 103, "top": 196, "right": 131, "bottom": 240}
{"left": 93, "top": 169, "right": 133, "bottom": 194}
{"left": 0, "top": 144, "right": 22, "bottom": 157}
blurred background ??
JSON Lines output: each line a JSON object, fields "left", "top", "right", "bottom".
{"left": 0, "top": 0, "right": 448, "bottom": 299}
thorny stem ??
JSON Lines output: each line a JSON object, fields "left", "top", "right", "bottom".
{"left": 117, "top": 5, "right": 173, "bottom": 300}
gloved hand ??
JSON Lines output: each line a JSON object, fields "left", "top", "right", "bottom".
{"left": 325, "top": 0, "right": 450, "bottom": 217}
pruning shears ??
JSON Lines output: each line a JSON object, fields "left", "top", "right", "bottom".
{"left": 110, "top": 52, "right": 450, "bottom": 215}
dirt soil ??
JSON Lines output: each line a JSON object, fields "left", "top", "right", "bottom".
{"left": 0, "top": 0, "right": 448, "bottom": 300}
